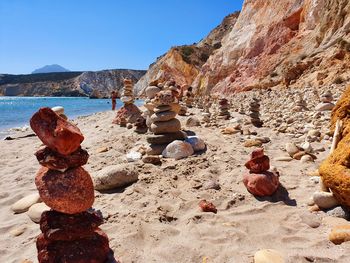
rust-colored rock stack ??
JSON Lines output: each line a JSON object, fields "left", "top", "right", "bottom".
{"left": 249, "top": 98, "right": 263, "bottom": 128}
{"left": 243, "top": 148, "right": 280, "bottom": 197}
{"left": 113, "top": 78, "right": 142, "bottom": 126}
{"left": 217, "top": 98, "right": 230, "bottom": 120}
{"left": 30, "top": 107, "right": 115, "bottom": 263}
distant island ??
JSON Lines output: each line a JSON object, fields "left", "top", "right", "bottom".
{"left": 32, "top": 64, "right": 70, "bottom": 74}
{"left": 0, "top": 69, "right": 146, "bottom": 98}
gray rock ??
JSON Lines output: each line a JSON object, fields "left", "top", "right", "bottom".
{"left": 145, "top": 86, "right": 161, "bottom": 99}
{"left": 313, "top": 191, "right": 340, "bottom": 209}
{"left": 146, "top": 131, "right": 187, "bottom": 144}
{"left": 93, "top": 164, "right": 139, "bottom": 191}
{"left": 326, "top": 206, "right": 350, "bottom": 219}
{"left": 185, "top": 136, "right": 206, "bottom": 152}
{"left": 162, "top": 140, "right": 194, "bottom": 160}
{"left": 315, "top": 102, "right": 335, "bottom": 111}
{"left": 300, "top": 212, "right": 321, "bottom": 228}
{"left": 151, "top": 119, "right": 181, "bottom": 134}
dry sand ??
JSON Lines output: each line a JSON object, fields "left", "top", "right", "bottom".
{"left": 0, "top": 108, "right": 350, "bottom": 263}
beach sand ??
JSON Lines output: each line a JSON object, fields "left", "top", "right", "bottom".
{"left": 1, "top": 108, "right": 350, "bottom": 263}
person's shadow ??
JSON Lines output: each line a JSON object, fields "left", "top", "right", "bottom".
{"left": 254, "top": 184, "right": 297, "bottom": 206}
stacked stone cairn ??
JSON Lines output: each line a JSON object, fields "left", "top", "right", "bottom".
{"left": 113, "top": 78, "right": 142, "bottom": 126}
{"left": 146, "top": 89, "right": 186, "bottom": 155}
{"left": 217, "top": 98, "right": 230, "bottom": 120}
{"left": 243, "top": 148, "right": 280, "bottom": 196}
{"left": 293, "top": 93, "right": 308, "bottom": 112}
{"left": 30, "top": 107, "right": 116, "bottom": 263}
{"left": 315, "top": 90, "right": 335, "bottom": 111}
{"left": 249, "top": 97, "right": 263, "bottom": 127}
{"left": 144, "top": 81, "right": 162, "bottom": 129}
{"left": 184, "top": 87, "right": 194, "bottom": 108}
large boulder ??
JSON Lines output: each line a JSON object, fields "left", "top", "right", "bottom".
{"left": 93, "top": 164, "right": 138, "bottom": 191}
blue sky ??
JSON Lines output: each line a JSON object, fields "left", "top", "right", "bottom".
{"left": 0, "top": 0, "right": 243, "bottom": 74}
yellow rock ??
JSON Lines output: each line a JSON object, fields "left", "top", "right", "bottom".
{"left": 254, "top": 249, "right": 285, "bottom": 263}
{"left": 244, "top": 139, "right": 262, "bottom": 148}
{"left": 329, "top": 225, "right": 350, "bottom": 245}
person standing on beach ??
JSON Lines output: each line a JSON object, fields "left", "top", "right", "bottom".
{"left": 111, "top": 91, "right": 118, "bottom": 110}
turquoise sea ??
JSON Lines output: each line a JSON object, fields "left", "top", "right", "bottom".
{"left": 0, "top": 97, "right": 143, "bottom": 138}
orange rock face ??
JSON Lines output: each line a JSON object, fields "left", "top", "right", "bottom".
{"left": 30, "top": 107, "right": 84, "bottom": 155}
{"left": 319, "top": 85, "right": 350, "bottom": 207}
{"left": 35, "top": 166, "right": 94, "bottom": 214}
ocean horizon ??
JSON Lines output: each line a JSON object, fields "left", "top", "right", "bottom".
{"left": 0, "top": 96, "right": 143, "bottom": 138}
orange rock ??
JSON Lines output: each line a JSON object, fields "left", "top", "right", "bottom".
{"left": 245, "top": 148, "right": 270, "bottom": 173}
{"left": 30, "top": 108, "right": 84, "bottom": 155}
{"left": 199, "top": 200, "right": 217, "bottom": 214}
{"left": 243, "top": 172, "right": 279, "bottom": 197}
{"left": 329, "top": 225, "right": 350, "bottom": 245}
{"left": 35, "top": 167, "right": 94, "bottom": 214}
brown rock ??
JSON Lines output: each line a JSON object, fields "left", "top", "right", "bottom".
{"left": 245, "top": 148, "right": 270, "bottom": 173}
{"left": 37, "top": 229, "right": 109, "bottom": 263}
{"left": 329, "top": 225, "right": 350, "bottom": 245}
{"left": 112, "top": 104, "right": 142, "bottom": 125}
{"left": 150, "top": 110, "right": 177, "bottom": 122}
{"left": 142, "top": 155, "right": 162, "bottom": 165}
{"left": 30, "top": 107, "right": 84, "bottom": 155}
{"left": 151, "top": 119, "right": 181, "bottom": 134}
{"left": 243, "top": 172, "right": 280, "bottom": 197}
{"left": 244, "top": 139, "right": 263, "bottom": 148}
{"left": 40, "top": 210, "right": 103, "bottom": 241}
{"left": 199, "top": 200, "right": 217, "bottom": 214}
{"left": 35, "top": 167, "right": 94, "bottom": 214}
{"left": 35, "top": 147, "right": 89, "bottom": 171}
{"left": 146, "top": 131, "right": 187, "bottom": 144}
{"left": 146, "top": 144, "right": 168, "bottom": 155}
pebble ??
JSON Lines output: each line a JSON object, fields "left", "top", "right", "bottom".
{"left": 254, "top": 249, "right": 285, "bottom": 263}
{"left": 285, "top": 142, "right": 299, "bottom": 156}
{"left": 186, "top": 116, "right": 201, "bottom": 127}
{"left": 11, "top": 193, "right": 41, "bottom": 214}
{"left": 301, "top": 142, "right": 313, "bottom": 153}
{"left": 185, "top": 136, "right": 206, "bottom": 152}
{"left": 244, "top": 139, "right": 262, "bottom": 148}
{"left": 299, "top": 212, "right": 321, "bottom": 228}
{"left": 27, "top": 203, "right": 50, "bottom": 223}
{"left": 301, "top": 155, "right": 314, "bottom": 163}
{"left": 9, "top": 225, "right": 27, "bottom": 236}
{"left": 313, "top": 191, "right": 340, "bottom": 209}
{"left": 203, "top": 180, "right": 221, "bottom": 190}
{"left": 274, "top": 156, "right": 293, "bottom": 162}
{"left": 142, "top": 155, "right": 161, "bottom": 165}
{"left": 329, "top": 225, "right": 350, "bottom": 245}
{"left": 126, "top": 151, "right": 142, "bottom": 162}
{"left": 96, "top": 147, "right": 109, "bottom": 153}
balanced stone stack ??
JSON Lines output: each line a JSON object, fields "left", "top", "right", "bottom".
{"left": 144, "top": 83, "right": 162, "bottom": 128}
{"left": 249, "top": 98, "right": 263, "bottom": 127}
{"left": 293, "top": 94, "right": 308, "bottom": 112}
{"left": 184, "top": 88, "right": 194, "bottom": 108}
{"left": 315, "top": 90, "right": 335, "bottom": 111}
{"left": 218, "top": 98, "right": 230, "bottom": 120}
{"left": 30, "top": 107, "right": 116, "bottom": 263}
{"left": 146, "top": 90, "right": 186, "bottom": 155}
{"left": 113, "top": 78, "right": 142, "bottom": 125}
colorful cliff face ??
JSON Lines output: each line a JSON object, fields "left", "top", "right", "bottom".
{"left": 137, "top": 0, "right": 350, "bottom": 96}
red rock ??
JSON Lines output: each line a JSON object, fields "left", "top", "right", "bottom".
{"left": 245, "top": 148, "right": 270, "bottom": 173}
{"left": 35, "top": 166, "right": 94, "bottom": 214}
{"left": 40, "top": 210, "right": 103, "bottom": 241}
{"left": 30, "top": 108, "right": 84, "bottom": 155}
{"left": 112, "top": 104, "right": 142, "bottom": 125}
{"left": 37, "top": 229, "right": 110, "bottom": 263}
{"left": 35, "top": 147, "right": 89, "bottom": 171}
{"left": 199, "top": 200, "right": 217, "bottom": 214}
{"left": 243, "top": 172, "right": 280, "bottom": 196}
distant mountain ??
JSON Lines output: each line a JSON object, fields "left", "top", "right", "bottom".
{"left": 32, "top": 64, "right": 70, "bottom": 74}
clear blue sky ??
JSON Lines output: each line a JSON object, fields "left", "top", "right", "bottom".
{"left": 0, "top": 0, "right": 243, "bottom": 74}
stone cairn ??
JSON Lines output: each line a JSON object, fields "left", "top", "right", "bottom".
{"left": 293, "top": 93, "right": 308, "bottom": 112}
{"left": 146, "top": 89, "right": 186, "bottom": 155}
{"left": 249, "top": 98, "right": 263, "bottom": 127}
{"left": 217, "top": 98, "right": 230, "bottom": 119}
{"left": 184, "top": 87, "right": 194, "bottom": 108}
{"left": 243, "top": 148, "right": 280, "bottom": 196}
{"left": 30, "top": 107, "right": 116, "bottom": 263}
{"left": 113, "top": 78, "right": 142, "bottom": 126}
{"left": 315, "top": 90, "right": 335, "bottom": 111}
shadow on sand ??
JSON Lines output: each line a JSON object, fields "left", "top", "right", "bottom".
{"left": 254, "top": 184, "right": 297, "bottom": 207}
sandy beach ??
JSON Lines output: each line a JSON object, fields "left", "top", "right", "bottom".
{"left": 1, "top": 93, "right": 350, "bottom": 263}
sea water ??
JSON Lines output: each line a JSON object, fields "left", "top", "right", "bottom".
{"left": 0, "top": 97, "right": 143, "bottom": 138}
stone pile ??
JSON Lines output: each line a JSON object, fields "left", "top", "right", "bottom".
{"left": 113, "top": 78, "right": 142, "bottom": 126}
{"left": 146, "top": 90, "right": 186, "bottom": 155}
{"left": 243, "top": 148, "right": 280, "bottom": 196}
{"left": 249, "top": 98, "right": 263, "bottom": 127}
{"left": 30, "top": 107, "right": 116, "bottom": 262}
{"left": 184, "top": 87, "right": 194, "bottom": 108}
{"left": 315, "top": 90, "right": 335, "bottom": 111}
{"left": 217, "top": 98, "right": 230, "bottom": 120}
{"left": 293, "top": 93, "right": 308, "bottom": 112}
{"left": 134, "top": 116, "right": 148, "bottom": 134}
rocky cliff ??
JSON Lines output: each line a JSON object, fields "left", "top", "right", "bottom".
{"left": 135, "top": 12, "right": 240, "bottom": 94}
{"left": 137, "top": 0, "right": 350, "bottom": 95}
{"left": 0, "top": 69, "right": 146, "bottom": 97}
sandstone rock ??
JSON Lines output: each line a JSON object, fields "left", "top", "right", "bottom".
{"left": 154, "top": 105, "right": 172, "bottom": 113}
{"left": 254, "top": 249, "right": 285, "bottom": 263}
{"left": 36, "top": 229, "right": 110, "bottom": 263}
{"left": 243, "top": 172, "right": 279, "bottom": 197}
{"left": 162, "top": 140, "right": 194, "bottom": 160}
{"left": 146, "top": 131, "right": 187, "bottom": 145}
{"left": 27, "top": 203, "right": 50, "bottom": 223}
{"left": 185, "top": 136, "right": 206, "bottom": 152}
{"left": 329, "top": 225, "right": 350, "bottom": 245}
{"left": 40, "top": 210, "right": 103, "bottom": 241}
{"left": 285, "top": 142, "right": 299, "bottom": 156}
{"left": 185, "top": 116, "right": 201, "bottom": 127}
{"left": 11, "top": 193, "right": 41, "bottom": 214}
{"left": 30, "top": 107, "right": 84, "bottom": 155}
{"left": 221, "top": 127, "right": 241, "bottom": 135}
{"left": 145, "top": 86, "right": 161, "bottom": 99}
{"left": 10, "top": 225, "right": 27, "bottom": 237}
{"left": 35, "top": 166, "right": 94, "bottom": 214}
{"left": 151, "top": 119, "right": 181, "bottom": 134}
{"left": 292, "top": 151, "right": 306, "bottom": 160}
{"left": 142, "top": 155, "right": 162, "bottom": 165}
{"left": 150, "top": 111, "right": 176, "bottom": 122}
{"left": 199, "top": 200, "right": 217, "bottom": 214}
{"left": 313, "top": 191, "right": 340, "bottom": 210}
{"left": 146, "top": 144, "right": 167, "bottom": 155}
{"left": 244, "top": 139, "right": 262, "bottom": 148}
{"left": 93, "top": 164, "right": 138, "bottom": 191}
{"left": 315, "top": 102, "right": 335, "bottom": 111}
{"left": 301, "top": 155, "right": 314, "bottom": 163}
{"left": 35, "top": 147, "right": 89, "bottom": 172}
